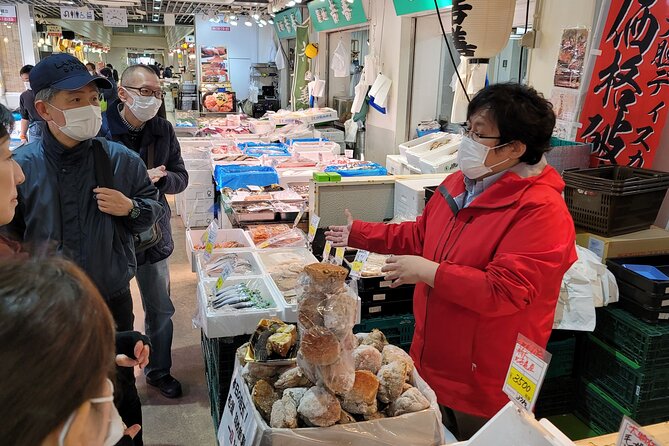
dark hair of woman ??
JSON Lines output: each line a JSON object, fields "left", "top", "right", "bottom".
{"left": 467, "top": 83, "right": 556, "bottom": 165}
{"left": 0, "top": 258, "right": 115, "bottom": 444}
{"left": 0, "top": 103, "right": 15, "bottom": 138}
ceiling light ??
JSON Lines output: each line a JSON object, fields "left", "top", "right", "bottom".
{"left": 230, "top": 19, "right": 238, "bottom": 26}
{"left": 268, "top": 18, "right": 274, "bottom": 24}
{"left": 258, "top": 23, "right": 264, "bottom": 27}
{"left": 295, "top": 0, "right": 302, "bottom": 3}
{"left": 287, "top": 1, "right": 296, "bottom": 6}
{"left": 38, "top": 37, "right": 45, "bottom": 45}
{"left": 154, "top": 5, "right": 160, "bottom": 9}
{"left": 244, "top": 18, "right": 252, "bottom": 26}
{"left": 260, "top": 19, "right": 267, "bottom": 25}
{"left": 252, "top": 13, "right": 260, "bottom": 20}
{"left": 229, "top": 13, "right": 237, "bottom": 19}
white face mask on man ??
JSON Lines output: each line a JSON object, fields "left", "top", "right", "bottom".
{"left": 23, "top": 81, "right": 31, "bottom": 91}
{"left": 457, "top": 136, "right": 512, "bottom": 180}
{"left": 125, "top": 90, "right": 162, "bottom": 123}
{"left": 48, "top": 103, "right": 102, "bottom": 142}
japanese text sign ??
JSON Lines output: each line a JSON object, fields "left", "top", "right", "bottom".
{"left": 393, "top": 0, "right": 452, "bottom": 16}
{"left": 578, "top": 0, "right": 669, "bottom": 167}
{"left": 0, "top": 5, "right": 16, "bottom": 23}
{"left": 308, "top": 0, "right": 367, "bottom": 32}
{"left": 503, "top": 334, "right": 551, "bottom": 412}
{"left": 616, "top": 416, "right": 659, "bottom": 446}
{"left": 218, "top": 369, "right": 257, "bottom": 446}
{"left": 274, "top": 7, "right": 302, "bottom": 39}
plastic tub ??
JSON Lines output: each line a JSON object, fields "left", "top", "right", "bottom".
{"left": 418, "top": 149, "right": 459, "bottom": 174}
{"left": 185, "top": 228, "right": 255, "bottom": 272}
{"left": 195, "top": 250, "right": 265, "bottom": 282}
{"left": 398, "top": 132, "right": 447, "bottom": 159}
{"left": 405, "top": 134, "right": 459, "bottom": 169}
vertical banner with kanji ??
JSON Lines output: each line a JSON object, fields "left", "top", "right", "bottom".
{"left": 578, "top": 0, "right": 669, "bottom": 167}
{"left": 291, "top": 24, "right": 310, "bottom": 111}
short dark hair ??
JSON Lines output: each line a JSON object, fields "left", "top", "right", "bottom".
{"left": 106, "top": 63, "right": 113, "bottom": 68}
{"left": 85, "top": 62, "right": 95, "bottom": 70}
{"left": 0, "top": 103, "right": 14, "bottom": 138}
{"left": 100, "top": 67, "right": 113, "bottom": 79}
{"left": 19, "top": 65, "right": 33, "bottom": 76}
{"left": 467, "top": 83, "right": 556, "bottom": 165}
{"left": 120, "top": 64, "right": 159, "bottom": 85}
{"left": 0, "top": 258, "right": 115, "bottom": 445}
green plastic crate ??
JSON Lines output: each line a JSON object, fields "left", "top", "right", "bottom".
{"left": 546, "top": 336, "right": 576, "bottom": 379}
{"left": 535, "top": 376, "right": 577, "bottom": 418}
{"left": 595, "top": 307, "right": 669, "bottom": 368}
{"left": 354, "top": 314, "right": 415, "bottom": 352}
{"left": 582, "top": 334, "right": 669, "bottom": 411}
{"left": 576, "top": 379, "right": 669, "bottom": 434}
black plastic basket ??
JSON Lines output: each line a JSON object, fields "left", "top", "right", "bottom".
{"left": 353, "top": 314, "right": 415, "bottom": 352}
{"left": 606, "top": 255, "right": 669, "bottom": 295}
{"left": 617, "top": 279, "right": 669, "bottom": 311}
{"left": 545, "top": 335, "right": 577, "bottom": 379}
{"left": 618, "top": 299, "right": 669, "bottom": 324}
{"left": 563, "top": 166, "right": 669, "bottom": 190}
{"left": 534, "top": 376, "right": 577, "bottom": 418}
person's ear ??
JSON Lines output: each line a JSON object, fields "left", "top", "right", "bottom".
{"left": 118, "top": 86, "right": 129, "bottom": 103}
{"left": 506, "top": 141, "right": 527, "bottom": 160}
{"left": 34, "top": 100, "right": 52, "bottom": 122}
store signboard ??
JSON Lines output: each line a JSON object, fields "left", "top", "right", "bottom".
{"left": 60, "top": 7, "right": 95, "bottom": 21}
{"left": 502, "top": 334, "right": 551, "bottom": 412}
{"left": 392, "top": 0, "right": 452, "bottom": 16}
{"left": 218, "top": 369, "right": 257, "bottom": 446}
{"left": 211, "top": 26, "right": 231, "bottom": 31}
{"left": 578, "top": 0, "right": 669, "bottom": 168}
{"left": 0, "top": 5, "right": 16, "bottom": 23}
{"left": 46, "top": 25, "right": 62, "bottom": 37}
{"left": 274, "top": 7, "right": 301, "bottom": 40}
{"left": 308, "top": 0, "right": 367, "bottom": 32}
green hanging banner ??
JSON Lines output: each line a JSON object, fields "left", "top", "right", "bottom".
{"left": 291, "top": 24, "right": 310, "bottom": 110}
{"left": 392, "top": 0, "right": 452, "bottom": 16}
{"left": 274, "top": 7, "right": 302, "bottom": 39}
{"left": 308, "top": 0, "right": 368, "bottom": 32}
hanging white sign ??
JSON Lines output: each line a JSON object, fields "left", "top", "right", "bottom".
{"left": 60, "top": 7, "right": 95, "bottom": 21}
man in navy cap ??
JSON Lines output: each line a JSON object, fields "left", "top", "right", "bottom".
{"left": 4, "top": 53, "right": 162, "bottom": 446}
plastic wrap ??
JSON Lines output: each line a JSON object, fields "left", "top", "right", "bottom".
{"left": 324, "top": 161, "right": 388, "bottom": 177}
{"left": 295, "top": 264, "right": 358, "bottom": 396}
{"left": 214, "top": 164, "right": 280, "bottom": 190}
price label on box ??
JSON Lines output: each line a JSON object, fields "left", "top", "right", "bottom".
{"left": 218, "top": 368, "right": 257, "bottom": 446}
{"left": 308, "top": 213, "right": 320, "bottom": 243}
{"left": 293, "top": 208, "right": 305, "bottom": 228}
{"left": 616, "top": 417, "right": 659, "bottom": 446}
{"left": 215, "top": 261, "right": 235, "bottom": 291}
{"left": 202, "top": 220, "right": 219, "bottom": 262}
{"left": 502, "top": 334, "right": 551, "bottom": 412}
{"left": 334, "top": 247, "right": 345, "bottom": 266}
{"left": 322, "top": 240, "right": 333, "bottom": 263}
{"left": 350, "top": 250, "right": 370, "bottom": 278}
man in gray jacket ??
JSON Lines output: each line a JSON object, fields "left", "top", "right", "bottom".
{"left": 5, "top": 53, "right": 162, "bottom": 446}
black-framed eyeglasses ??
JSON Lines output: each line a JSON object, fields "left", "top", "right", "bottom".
{"left": 123, "top": 86, "right": 164, "bottom": 99}
{"left": 458, "top": 124, "right": 501, "bottom": 142}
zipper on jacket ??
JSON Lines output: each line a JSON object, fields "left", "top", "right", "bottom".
{"left": 419, "top": 215, "right": 474, "bottom": 369}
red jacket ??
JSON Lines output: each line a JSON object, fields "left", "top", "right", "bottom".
{"left": 349, "top": 164, "right": 577, "bottom": 418}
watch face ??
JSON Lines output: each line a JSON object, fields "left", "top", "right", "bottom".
{"left": 130, "top": 202, "right": 141, "bottom": 219}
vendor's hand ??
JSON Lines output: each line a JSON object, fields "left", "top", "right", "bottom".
{"left": 382, "top": 255, "right": 439, "bottom": 288}
{"left": 93, "top": 187, "right": 133, "bottom": 217}
{"left": 115, "top": 340, "right": 150, "bottom": 369}
{"left": 148, "top": 165, "right": 167, "bottom": 184}
{"left": 19, "top": 133, "right": 27, "bottom": 141}
{"left": 324, "top": 209, "right": 354, "bottom": 247}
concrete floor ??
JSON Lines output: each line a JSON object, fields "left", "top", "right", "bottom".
{"left": 131, "top": 206, "right": 218, "bottom": 446}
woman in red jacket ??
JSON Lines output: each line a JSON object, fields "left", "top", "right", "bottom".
{"left": 326, "top": 83, "right": 577, "bottom": 440}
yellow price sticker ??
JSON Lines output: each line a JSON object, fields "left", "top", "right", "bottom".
{"left": 506, "top": 366, "right": 536, "bottom": 405}
{"left": 334, "top": 247, "right": 345, "bottom": 265}
{"left": 205, "top": 241, "right": 214, "bottom": 254}
{"left": 216, "top": 276, "right": 224, "bottom": 291}
{"left": 322, "top": 240, "right": 333, "bottom": 262}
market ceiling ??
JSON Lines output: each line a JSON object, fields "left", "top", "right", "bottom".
{"left": 23, "top": 0, "right": 270, "bottom": 25}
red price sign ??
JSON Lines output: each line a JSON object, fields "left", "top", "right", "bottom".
{"left": 503, "top": 334, "right": 551, "bottom": 412}
{"left": 617, "top": 417, "right": 659, "bottom": 446}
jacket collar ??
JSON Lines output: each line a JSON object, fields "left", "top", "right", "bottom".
{"left": 42, "top": 125, "right": 92, "bottom": 165}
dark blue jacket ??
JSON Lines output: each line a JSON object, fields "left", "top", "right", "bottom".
{"left": 104, "top": 100, "right": 189, "bottom": 264}
{"left": 5, "top": 128, "right": 162, "bottom": 300}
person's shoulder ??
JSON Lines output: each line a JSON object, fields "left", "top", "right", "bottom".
{"left": 12, "top": 141, "right": 43, "bottom": 162}
{"left": 104, "top": 139, "right": 141, "bottom": 162}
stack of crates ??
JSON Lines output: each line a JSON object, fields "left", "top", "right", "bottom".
{"left": 576, "top": 306, "right": 669, "bottom": 433}
{"left": 354, "top": 314, "right": 416, "bottom": 352}
{"left": 534, "top": 332, "right": 578, "bottom": 419}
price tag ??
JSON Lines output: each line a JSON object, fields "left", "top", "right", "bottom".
{"left": 247, "top": 185, "right": 262, "bottom": 192}
{"left": 215, "top": 261, "right": 235, "bottom": 291}
{"left": 218, "top": 368, "right": 257, "bottom": 446}
{"left": 222, "top": 194, "right": 233, "bottom": 215}
{"left": 202, "top": 220, "right": 219, "bottom": 262}
{"left": 322, "top": 240, "right": 333, "bottom": 263}
{"left": 334, "top": 247, "right": 345, "bottom": 266}
{"left": 308, "top": 213, "right": 320, "bottom": 243}
{"left": 616, "top": 417, "right": 659, "bottom": 446}
{"left": 502, "top": 334, "right": 551, "bottom": 412}
{"left": 349, "top": 250, "right": 370, "bottom": 278}
{"left": 293, "top": 208, "right": 305, "bottom": 228}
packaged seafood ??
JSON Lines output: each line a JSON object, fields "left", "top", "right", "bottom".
{"left": 185, "top": 228, "right": 254, "bottom": 272}
{"left": 195, "top": 251, "right": 264, "bottom": 281}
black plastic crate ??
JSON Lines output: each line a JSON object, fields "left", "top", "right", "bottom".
{"left": 617, "top": 278, "right": 669, "bottom": 310}
{"left": 618, "top": 298, "right": 669, "bottom": 324}
{"left": 534, "top": 376, "right": 577, "bottom": 418}
{"left": 563, "top": 185, "right": 668, "bottom": 237}
{"left": 353, "top": 314, "right": 415, "bottom": 352}
{"left": 606, "top": 255, "right": 669, "bottom": 295}
{"left": 563, "top": 166, "right": 669, "bottom": 191}
{"left": 545, "top": 335, "right": 577, "bottom": 379}
{"left": 581, "top": 334, "right": 669, "bottom": 411}
{"left": 595, "top": 307, "right": 669, "bottom": 368}
{"left": 576, "top": 379, "right": 669, "bottom": 434}
{"left": 201, "top": 332, "right": 249, "bottom": 432}
{"left": 361, "top": 297, "right": 414, "bottom": 319}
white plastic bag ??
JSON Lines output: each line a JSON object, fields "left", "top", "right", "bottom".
{"left": 331, "top": 40, "right": 349, "bottom": 78}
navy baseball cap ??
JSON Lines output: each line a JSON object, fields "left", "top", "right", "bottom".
{"left": 29, "top": 53, "right": 112, "bottom": 95}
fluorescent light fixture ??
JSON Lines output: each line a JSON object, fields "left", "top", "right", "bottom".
{"left": 260, "top": 19, "right": 267, "bottom": 25}
{"left": 230, "top": 19, "right": 238, "bottom": 26}
{"left": 245, "top": 19, "right": 253, "bottom": 26}
{"left": 287, "top": 1, "right": 295, "bottom": 6}
{"left": 154, "top": 5, "right": 160, "bottom": 9}
{"left": 268, "top": 18, "right": 274, "bottom": 24}
{"left": 295, "top": 0, "right": 302, "bottom": 3}
{"left": 229, "top": 14, "right": 237, "bottom": 19}
{"left": 252, "top": 13, "right": 260, "bottom": 20}
{"left": 258, "top": 23, "right": 264, "bottom": 27}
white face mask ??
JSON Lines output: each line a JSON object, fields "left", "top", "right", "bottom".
{"left": 88, "top": 70, "right": 96, "bottom": 76}
{"left": 48, "top": 104, "right": 102, "bottom": 142}
{"left": 58, "top": 379, "right": 124, "bottom": 446}
{"left": 23, "top": 81, "right": 31, "bottom": 91}
{"left": 125, "top": 90, "right": 162, "bottom": 122}
{"left": 457, "top": 136, "right": 511, "bottom": 180}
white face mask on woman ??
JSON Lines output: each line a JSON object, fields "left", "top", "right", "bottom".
{"left": 125, "top": 91, "right": 162, "bottom": 122}
{"left": 457, "top": 136, "right": 512, "bottom": 180}
{"left": 58, "top": 379, "right": 124, "bottom": 446}
{"left": 48, "top": 104, "right": 102, "bottom": 142}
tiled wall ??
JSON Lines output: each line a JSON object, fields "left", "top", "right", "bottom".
{"left": 0, "top": 23, "right": 26, "bottom": 93}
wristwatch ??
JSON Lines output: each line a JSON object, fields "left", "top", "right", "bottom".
{"left": 128, "top": 200, "right": 141, "bottom": 220}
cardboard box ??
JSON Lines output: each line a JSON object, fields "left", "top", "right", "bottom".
{"left": 576, "top": 227, "right": 669, "bottom": 260}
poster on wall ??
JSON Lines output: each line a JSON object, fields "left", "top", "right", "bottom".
{"left": 274, "top": 7, "right": 301, "bottom": 40}
{"left": 577, "top": 0, "right": 669, "bottom": 167}
{"left": 292, "top": 24, "right": 310, "bottom": 111}
{"left": 550, "top": 88, "right": 579, "bottom": 122}
{"left": 392, "top": 0, "right": 451, "bottom": 16}
{"left": 553, "top": 28, "right": 589, "bottom": 89}
{"left": 308, "top": 0, "right": 367, "bottom": 32}
{"left": 200, "top": 46, "right": 230, "bottom": 84}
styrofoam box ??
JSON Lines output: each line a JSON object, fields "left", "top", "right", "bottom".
{"left": 181, "top": 211, "right": 215, "bottom": 230}
{"left": 257, "top": 248, "right": 319, "bottom": 322}
{"left": 292, "top": 141, "right": 340, "bottom": 155}
{"left": 394, "top": 176, "right": 449, "bottom": 219}
{"left": 195, "top": 250, "right": 265, "bottom": 282}
{"left": 185, "top": 228, "right": 254, "bottom": 272}
{"left": 315, "top": 127, "right": 345, "bottom": 142}
{"left": 184, "top": 158, "right": 212, "bottom": 171}
{"left": 249, "top": 120, "right": 276, "bottom": 135}
{"left": 398, "top": 132, "right": 447, "bottom": 159}
{"left": 419, "top": 150, "right": 460, "bottom": 174}
{"left": 278, "top": 169, "right": 316, "bottom": 187}
{"left": 187, "top": 169, "right": 214, "bottom": 186}
{"left": 180, "top": 197, "right": 214, "bottom": 216}
{"left": 386, "top": 154, "right": 413, "bottom": 176}
{"left": 181, "top": 184, "right": 214, "bottom": 202}
{"left": 405, "top": 134, "right": 458, "bottom": 169}
{"left": 196, "top": 276, "right": 283, "bottom": 338}
{"left": 178, "top": 138, "right": 214, "bottom": 160}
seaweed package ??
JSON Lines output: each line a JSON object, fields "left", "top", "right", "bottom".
{"left": 295, "top": 263, "right": 358, "bottom": 395}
